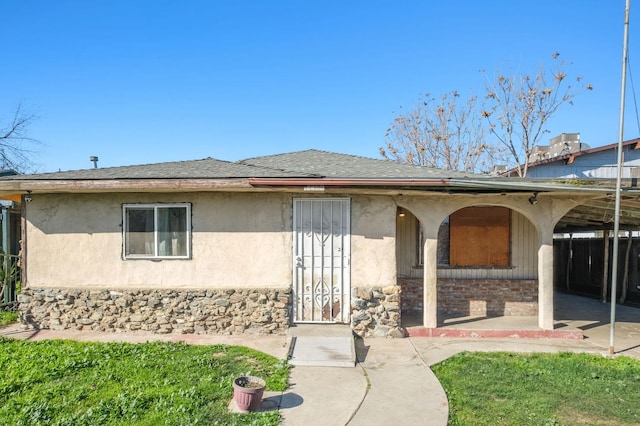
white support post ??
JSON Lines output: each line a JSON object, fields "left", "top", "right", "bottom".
{"left": 423, "top": 236, "right": 438, "bottom": 328}
{"left": 538, "top": 236, "right": 554, "bottom": 330}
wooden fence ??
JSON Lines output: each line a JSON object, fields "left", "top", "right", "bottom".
{"left": 554, "top": 236, "right": 640, "bottom": 304}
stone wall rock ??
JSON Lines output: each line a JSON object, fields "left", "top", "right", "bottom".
{"left": 19, "top": 287, "right": 291, "bottom": 336}
{"left": 350, "top": 286, "right": 405, "bottom": 338}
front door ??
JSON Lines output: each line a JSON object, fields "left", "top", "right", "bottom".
{"left": 293, "top": 198, "right": 350, "bottom": 323}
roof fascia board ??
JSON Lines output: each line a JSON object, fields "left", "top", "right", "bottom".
{"left": 0, "top": 176, "right": 632, "bottom": 196}
{"left": 0, "top": 178, "right": 253, "bottom": 193}
{"left": 249, "top": 177, "right": 635, "bottom": 195}
{"left": 247, "top": 177, "right": 452, "bottom": 186}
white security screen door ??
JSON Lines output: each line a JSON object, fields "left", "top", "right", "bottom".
{"left": 293, "top": 198, "right": 351, "bottom": 323}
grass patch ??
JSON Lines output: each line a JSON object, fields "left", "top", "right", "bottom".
{"left": 0, "top": 310, "right": 17, "bottom": 326}
{"left": 0, "top": 337, "right": 290, "bottom": 425}
{"left": 432, "top": 352, "right": 640, "bottom": 426}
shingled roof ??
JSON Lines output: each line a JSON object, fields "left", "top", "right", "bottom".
{"left": 7, "top": 149, "right": 640, "bottom": 233}
{"left": 0, "top": 149, "right": 482, "bottom": 181}
{"left": 0, "top": 157, "right": 313, "bottom": 180}
{"left": 240, "top": 149, "right": 478, "bottom": 179}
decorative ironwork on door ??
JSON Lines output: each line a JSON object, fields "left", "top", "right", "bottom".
{"left": 293, "top": 198, "right": 350, "bottom": 323}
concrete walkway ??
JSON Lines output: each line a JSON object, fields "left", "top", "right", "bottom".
{"left": 277, "top": 325, "right": 448, "bottom": 425}
{"left": 347, "top": 337, "right": 448, "bottom": 426}
{"left": 2, "top": 293, "right": 639, "bottom": 426}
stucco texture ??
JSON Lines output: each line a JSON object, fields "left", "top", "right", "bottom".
{"left": 25, "top": 192, "right": 293, "bottom": 290}
{"left": 350, "top": 195, "right": 397, "bottom": 287}
{"left": 24, "top": 192, "right": 398, "bottom": 292}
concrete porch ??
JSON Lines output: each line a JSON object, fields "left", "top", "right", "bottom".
{"left": 403, "top": 292, "right": 639, "bottom": 341}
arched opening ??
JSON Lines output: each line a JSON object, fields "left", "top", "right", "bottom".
{"left": 436, "top": 206, "right": 538, "bottom": 326}
{"left": 395, "top": 207, "right": 425, "bottom": 327}
{"left": 396, "top": 204, "right": 540, "bottom": 330}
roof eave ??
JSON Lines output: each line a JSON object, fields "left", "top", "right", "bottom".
{"left": 0, "top": 178, "right": 254, "bottom": 194}
{"left": 0, "top": 176, "right": 631, "bottom": 196}
{"left": 247, "top": 177, "right": 452, "bottom": 187}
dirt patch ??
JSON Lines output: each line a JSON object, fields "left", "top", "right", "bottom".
{"left": 557, "top": 407, "right": 627, "bottom": 426}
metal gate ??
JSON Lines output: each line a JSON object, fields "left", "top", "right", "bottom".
{"left": 293, "top": 198, "right": 350, "bottom": 323}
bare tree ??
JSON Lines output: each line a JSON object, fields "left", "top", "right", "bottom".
{"left": 380, "top": 91, "right": 497, "bottom": 173}
{"left": 0, "top": 104, "right": 39, "bottom": 173}
{"left": 482, "top": 52, "right": 592, "bottom": 177}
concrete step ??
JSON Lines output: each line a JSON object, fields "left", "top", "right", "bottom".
{"left": 287, "top": 324, "right": 356, "bottom": 368}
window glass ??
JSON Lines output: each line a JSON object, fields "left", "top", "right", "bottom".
{"left": 125, "top": 208, "right": 154, "bottom": 256}
{"left": 157, "top": 207, "right": 187, "bottom": 257}
{"left": 436, "top": 217, "right": 450, "bottom": 265}
{"left": 123, "top": 204, "right": 190, "bottom": 259}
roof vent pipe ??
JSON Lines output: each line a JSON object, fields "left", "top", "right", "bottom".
{"left": 90, "top": 156, "right": 99, "bottom": 168}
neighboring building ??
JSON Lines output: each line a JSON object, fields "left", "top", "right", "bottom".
{"left": 515, "top": 134, "right": 640, "bottom": 179}
{"left": 0, "top": 149, "right": 636, "bottom": 338}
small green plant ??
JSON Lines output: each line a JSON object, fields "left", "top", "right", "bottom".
{"left": 555, "top": 179, "right": 597, "bottom": 186}
{"left": 0, "top": 310, "right": 18, "bottom": 326}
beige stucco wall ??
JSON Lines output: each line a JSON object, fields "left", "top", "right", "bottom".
{"left": 24, "top": 192, "right": 398, "bottom": 291}
{"left": 25, "top": 192, "right": 293, "bottom": 289}
{"left": 350, "top": 195, "right": 397, "bottom": 287}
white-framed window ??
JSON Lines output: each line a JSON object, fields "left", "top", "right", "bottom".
{"left": 123, "top": 203, "right": 191, "bottom": 259}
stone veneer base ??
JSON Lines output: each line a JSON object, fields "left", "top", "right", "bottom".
{"left": 18, "top": 287, "right": 291, "bottom": 336}
{"left": 351, "top": 285, "right": 405, "bottom": 338}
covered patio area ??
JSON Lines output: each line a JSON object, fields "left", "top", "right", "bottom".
{"left": 397, "top": 187, "right": 640, "bottom": 338}
{"left": 406, "top": 292, "right": 640, "bottom": 357}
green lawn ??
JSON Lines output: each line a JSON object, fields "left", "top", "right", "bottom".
{"left": 0, "top": 338, "right": 289, "bottom": 425}
{"left": 431, "top": 351, "right": 640, "bottom": 426}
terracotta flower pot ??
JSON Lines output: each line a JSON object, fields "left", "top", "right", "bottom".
{"left": 233, "top": 375, "right": 266, "bottom": 412}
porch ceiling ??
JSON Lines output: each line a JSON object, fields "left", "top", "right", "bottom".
{"left": 555, "top": 194, "right": 640, "bottom": 233}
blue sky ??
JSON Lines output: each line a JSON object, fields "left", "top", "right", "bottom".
{"left": 1, "top": 1, "right": 636, "bottom": 172}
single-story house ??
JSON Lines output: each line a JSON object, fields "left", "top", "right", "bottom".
{"left": 0, "top": 149, "right": 637, "bottom": 338}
